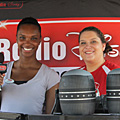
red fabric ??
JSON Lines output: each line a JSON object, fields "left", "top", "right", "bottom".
{"left": 80, "top": 60, "right": 120, "bottom": 96}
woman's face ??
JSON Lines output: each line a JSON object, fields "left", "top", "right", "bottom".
{"left": 16, "top": 24, "right": 41, "bottom": 58}
{"left": 79, "top": 31, "right": 106, "bottom": 64}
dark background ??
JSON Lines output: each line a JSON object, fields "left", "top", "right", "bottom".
{"left": 0, "top": 0, "right": 120, "bottom": 20}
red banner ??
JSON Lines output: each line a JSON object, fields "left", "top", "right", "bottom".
{"left": 0, "top": 17, "right": 120, "bottom": 75}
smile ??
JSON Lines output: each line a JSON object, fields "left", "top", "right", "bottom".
{"left": 23, "top": 48, "right": 33, "bottom": 51}
{"left": 85, "top": 51, "right": 93, "bottom": 54}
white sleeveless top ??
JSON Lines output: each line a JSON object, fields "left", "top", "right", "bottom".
{"left": 1, "top": 61, "right": 60, "bottom": 115}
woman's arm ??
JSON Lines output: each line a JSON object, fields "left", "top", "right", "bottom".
{"left": 45, "top": 83, "right": 59, "bottom": 114}
{"left": 0, "top": 73, "right": 5, "bottom": 109}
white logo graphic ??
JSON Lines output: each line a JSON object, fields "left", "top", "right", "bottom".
{"left": 95, "top": 82, "right": 100, "bottom": 97}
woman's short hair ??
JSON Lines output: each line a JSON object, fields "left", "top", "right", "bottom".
{"left": 17, "top": 17, "right": 41, "bottom": 38}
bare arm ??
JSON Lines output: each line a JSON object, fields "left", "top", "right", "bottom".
{"left": 0, "top": 73, "right": 5, "bottom": 109}
{"left": 0, "top": 74, "right": 4, "bottom": 86}
{"left": 45, "top": 83, "right": 59, "bottom": 114}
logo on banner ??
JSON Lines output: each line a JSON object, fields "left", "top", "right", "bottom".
{"left": 66, "top": 32, "right": 120, "bottom": 60}
{"left": 0, "top": 1, "right": 23, "bottom": 9}
{"left": 0, "top": 18, "right": 120, "bottom": 70}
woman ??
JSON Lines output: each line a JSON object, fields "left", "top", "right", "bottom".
{"left": 0, "top": 17, "right": 60, "bottom": 115}
{"left": 79, "top": 26, "right": 120, "bottom": 96}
